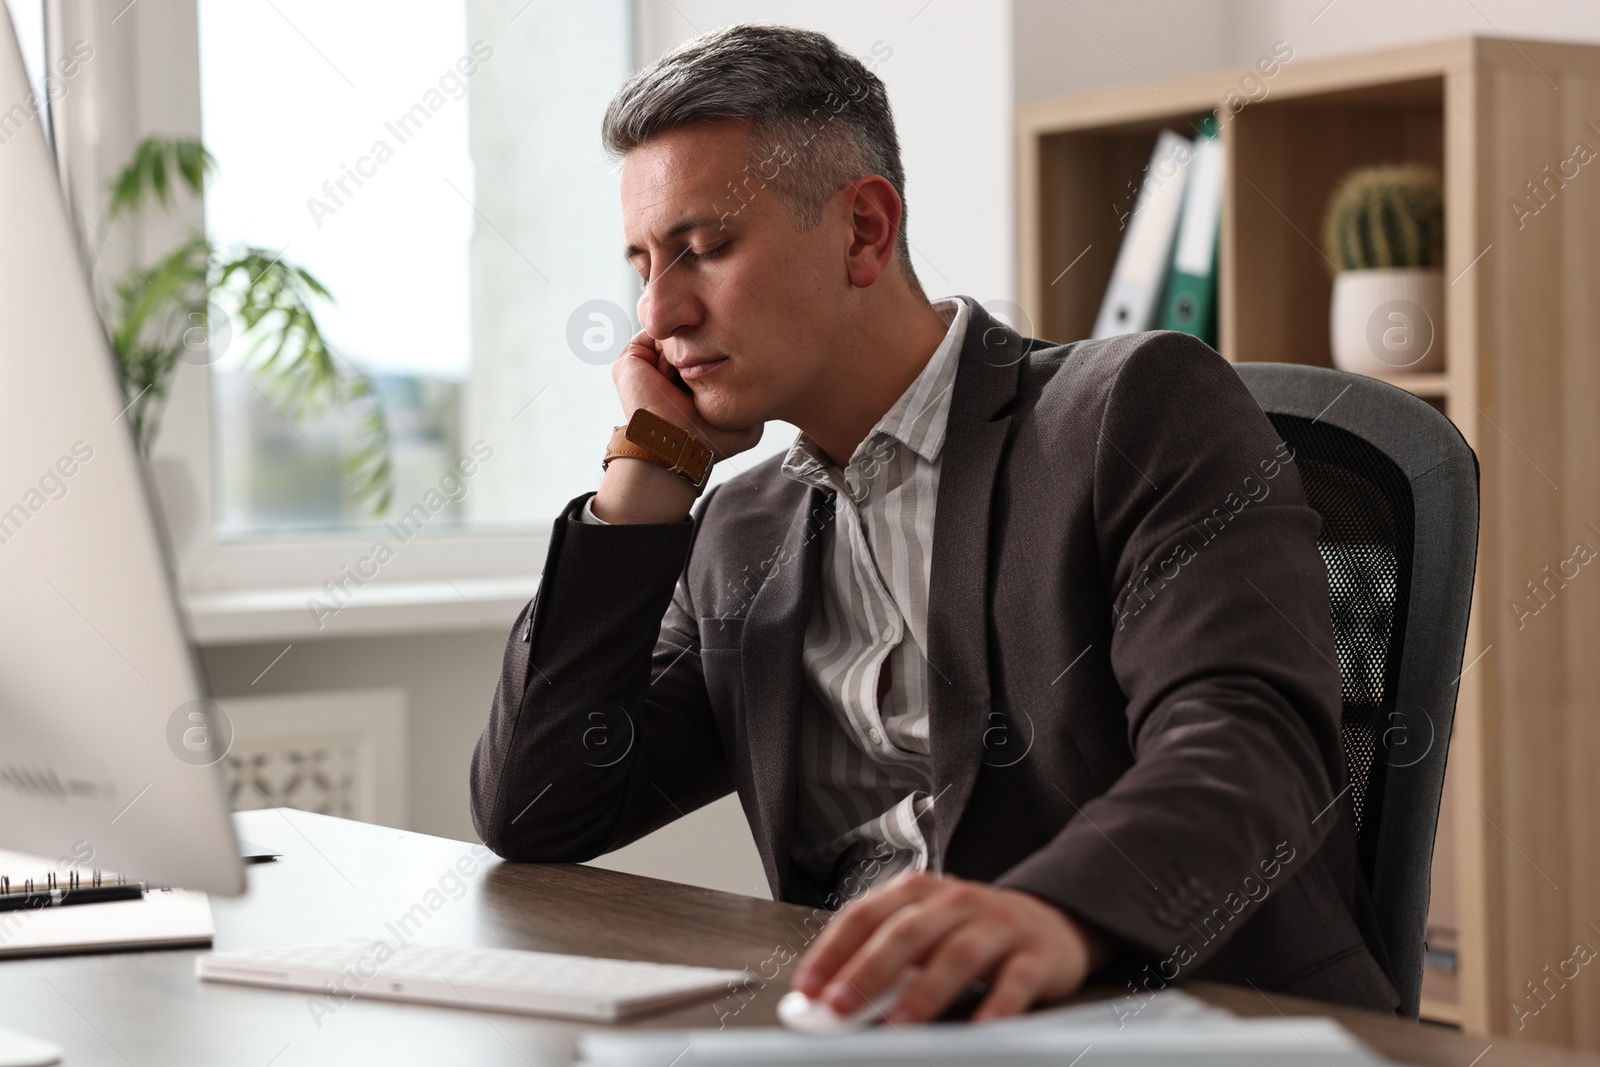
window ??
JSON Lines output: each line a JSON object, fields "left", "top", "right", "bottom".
{"left": 5, "top": 0, "right": 48, "bottom": 132}
{"left": 196, "top": 0, "right": 638, "bottom": 537}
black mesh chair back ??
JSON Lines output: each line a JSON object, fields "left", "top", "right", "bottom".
{"left": 1233, "top": 363, "right": 1479, "bottom": 1019}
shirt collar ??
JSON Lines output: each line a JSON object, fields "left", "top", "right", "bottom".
{"left": 781, "top": 296, "right": 971, "bottom": 485}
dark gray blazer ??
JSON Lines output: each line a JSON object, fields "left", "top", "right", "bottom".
{"left": 471, "top": 301, "right": 1401, "bottom": 1013}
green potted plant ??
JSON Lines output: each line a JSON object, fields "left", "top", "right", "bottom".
{"left": 1321, "top": 165, "right": 1446, "bottom": 376}
{"left": 96, "top": 136, "right": 392, "bottom": 515}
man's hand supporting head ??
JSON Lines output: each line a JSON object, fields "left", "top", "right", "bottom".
{"left": 592, "top": 327, "right": 762, "bottom": 525}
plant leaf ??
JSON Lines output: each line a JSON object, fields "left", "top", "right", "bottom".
{"left": 212, "top": 247, "right": 394, "bottom": 515}
{"left": 106, "top": 137, "right": 216, "bottom": 222}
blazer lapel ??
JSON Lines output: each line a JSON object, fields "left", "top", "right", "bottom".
{"left": 741, "top": 484, "right": 833, "bottom": 900}
{"left": 927, "top": 300, "right": 1026, "bottom": 863}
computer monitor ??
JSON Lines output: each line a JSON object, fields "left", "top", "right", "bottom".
{"left": 0, "top": 13, "right": 243, "bottom": 896}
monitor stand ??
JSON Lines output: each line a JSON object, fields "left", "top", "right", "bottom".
{"left": 0, "top": 1027, "right": 60, "bottom": 1067}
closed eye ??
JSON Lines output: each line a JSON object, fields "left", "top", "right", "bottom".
{"left": 636, "top": 242, "right": 728, "bottom": 285}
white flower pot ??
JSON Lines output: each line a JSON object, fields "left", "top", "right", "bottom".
{"left": 1329, "top": 268, "right": 1445, "bottom": 376}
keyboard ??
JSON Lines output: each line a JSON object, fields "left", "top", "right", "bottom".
{"left": 196, "top": 938, "right": 751, "bottom": 1021}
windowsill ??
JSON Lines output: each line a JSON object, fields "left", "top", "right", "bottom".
{"left": 183, "top": 575, "right": 538, "bottom": 646}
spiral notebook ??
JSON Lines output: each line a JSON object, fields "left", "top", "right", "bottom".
{"left": 0, "top": 850, "right": 212, "bottom": 958}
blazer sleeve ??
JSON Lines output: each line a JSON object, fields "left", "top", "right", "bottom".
{"left": 995, "top": 331, "right": 1346, "bottom": 971}
{"left": 469, "top": 489, "right": 733, "bottom": 861}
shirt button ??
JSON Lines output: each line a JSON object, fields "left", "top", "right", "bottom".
{"left": 869, "top": 729, "right": 884, "bottom": 745}
{"left": 881, "top": 627, "right": 896, "bottom": 642}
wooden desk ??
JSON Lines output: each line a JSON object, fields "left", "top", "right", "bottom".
{"left": 0, "top": 809, "right": 1592, "bottom": 1066}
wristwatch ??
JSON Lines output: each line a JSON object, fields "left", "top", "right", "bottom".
{"left": 601, "top": 408, "right": 714, "bottom": 494}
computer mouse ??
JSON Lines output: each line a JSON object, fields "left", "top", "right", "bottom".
{"left": 777, "top": 968, "right": 919, "bottom": 1034}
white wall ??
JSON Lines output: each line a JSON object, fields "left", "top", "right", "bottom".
{"left": 1238, "top": 0, "right": 1600, "bottom": 63}
{"left": 1015, "top": 0, "right": 1600, "bottom": 104}
{"left": 1013, "top": 0, "right": 1245, "bottom": 101}
{"left": 200, "top": 633, "right": 502, "bottom": 841}
{"left": 461, "top": 0, "right": 638, "bottom": 527}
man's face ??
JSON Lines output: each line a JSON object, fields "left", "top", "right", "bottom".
{"left": 621, "top": 119, "right": 845, "bottom": 431}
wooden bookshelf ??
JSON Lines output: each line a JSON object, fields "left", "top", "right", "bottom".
{"left": 1020, "top": 38, "right": 1600, "bottom": 1050}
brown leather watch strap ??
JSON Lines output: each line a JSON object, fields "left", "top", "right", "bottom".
{"left": 602, "top": 408, "right": 714, "bottom": 492}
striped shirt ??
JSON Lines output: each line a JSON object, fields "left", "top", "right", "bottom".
{"left": 780, "top": 296, "right": 970, "bottom": 903}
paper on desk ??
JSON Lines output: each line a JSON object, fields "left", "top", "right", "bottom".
{"left": 0, "top": 849, "right": 212, "bottom": 958}
{"left": 576, "top": 989, "right": 1399, "bottom": 1066}
{"left": 0, "top": 888, "right": 212, "bottom": 957}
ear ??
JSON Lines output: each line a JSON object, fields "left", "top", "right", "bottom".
{"left": 841, "top": 175, "right": 903, "bottom": 289}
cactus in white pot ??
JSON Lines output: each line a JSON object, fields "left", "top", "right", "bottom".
{"left": 1322, "top": 165, "right": 1446, "bottom": 376}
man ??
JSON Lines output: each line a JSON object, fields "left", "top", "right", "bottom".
{"left": 471, "top": 22, "right": 1399, "bottom": 1023}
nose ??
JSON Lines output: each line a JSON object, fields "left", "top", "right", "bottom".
{"left": 636, "top": 261, "right": 701, "bottom": 343}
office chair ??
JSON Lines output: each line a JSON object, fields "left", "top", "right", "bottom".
{"left": 1233, "top": 363, "right": 1479, "bottom": 1020}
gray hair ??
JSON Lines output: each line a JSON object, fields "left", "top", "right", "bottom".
{"left": 602, "top": 22, "right": 921, "bottom": 297}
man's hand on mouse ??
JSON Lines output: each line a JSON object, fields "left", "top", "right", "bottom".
{"left": 592, "top": 329, "right": 762, "bottom": 524}
{"left": 790, "top": 871, "right": 1113, "bottom": 1024}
